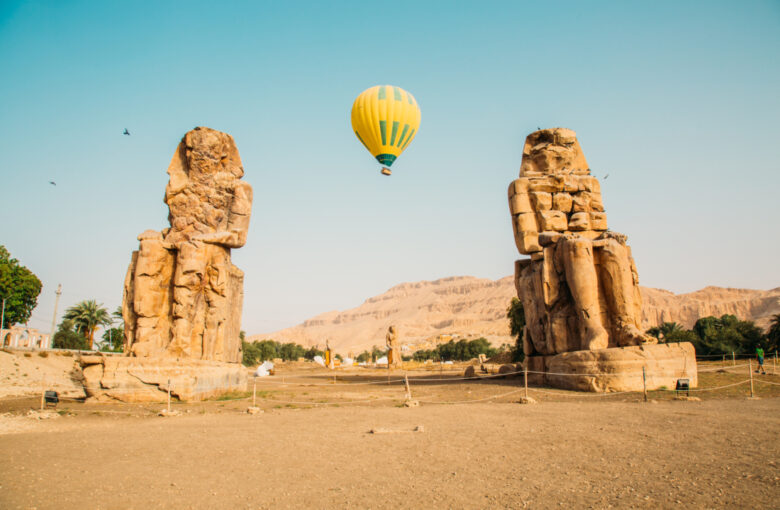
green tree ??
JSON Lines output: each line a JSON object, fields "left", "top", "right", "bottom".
{"left": 766, "top": 314, "right": 780, "bottom": 354}
{"left": 304, "top": 346, "right": 325, "bottom": 361}
{"left": 99, "top": 305, "right": 125, "bottom": 352}
{"left": 0, "top": 245, "right": 43, "bottom": 327}
{"left": 690, "top": 314, "right": 767, "bottom": 355}
{"left": 506, "top": 298, "right": 525, "bottom": 362}
{"left": 370, "top": 345, "right": 385, "bottom": 362}
{"left": 101, "top": 327, "right": 124, "bottom": 352}
{"left": 52, "top": 319, "right": 89, "bottom": 350}
{"left": 63, "top": 300, "right": 112, "bottom": 350}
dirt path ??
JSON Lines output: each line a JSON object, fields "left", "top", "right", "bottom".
{"left": 1, "top": 398, "right": 778, "bottom": 509}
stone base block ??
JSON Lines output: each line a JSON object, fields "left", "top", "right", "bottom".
{"left": 527, "top": 342, "right": 697, "bottom": 392}
{"left": 80, "top": 356, "right": 247, "bottom": 402}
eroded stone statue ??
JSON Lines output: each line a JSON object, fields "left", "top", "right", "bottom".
{"left": 81, "top": 127, "right": 251, "bottom": 401}
{"left": 508, "top": 128, "right": 696, "bottom": 391}
{"left": 123, "top": 127, "right": 252, "bottom": 362}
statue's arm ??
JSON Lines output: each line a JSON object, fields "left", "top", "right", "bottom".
{"left": 193, "top": 181, "right": 253, "bottom": 248}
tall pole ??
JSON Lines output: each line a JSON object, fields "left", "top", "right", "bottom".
{"left": 749, "top": 359, "right": 754, "bottom": 398}
{"left": 1, "top": 298, "right": 6, "bottom": 331}
{"left": 642, "top": 366, "right": 648, "bottom": 402}
{"left": 49, "top": 284, "right": 61, "bottom": 349}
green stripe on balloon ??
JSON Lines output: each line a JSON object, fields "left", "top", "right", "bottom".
{"left": 393, "top": 87, "right": 402, "bottom": 101}
{"left": 379, "top": 120, "right": 387, "bottom": 145}
{"left": 396, "top": 124, "right": 410, "bottom": 147}
{"left": 401, "top": 128, "right": 415, "bottom": 149}
{"left": 378, "top": 86, "right": 386, "bottom": 100}
{"left": 354, "top": 131, "right": 369, "bottom": 150}
{"left": 390, "top": 121, "right": 399, "bottom": 146}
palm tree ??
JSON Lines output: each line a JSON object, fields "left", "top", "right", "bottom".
{"left": 63, "top": 300, "right": 112, "bottom": 350}
{"left": 659, "top": 322, "right": 683, "bottom": 341}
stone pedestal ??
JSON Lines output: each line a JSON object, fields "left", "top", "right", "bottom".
{"left": 526, "top": 342, "right": 697, "bottom": 392}
{"left": 81, "top": 356, "right": 247, "bottom": 402}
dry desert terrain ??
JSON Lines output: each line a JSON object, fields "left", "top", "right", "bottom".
{"left": 1, "top": 360, "right": 778, "bottom": 509}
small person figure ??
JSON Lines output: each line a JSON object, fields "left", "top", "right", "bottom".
{"left": 756, "top": 345, "right": 766, "bottom": 374}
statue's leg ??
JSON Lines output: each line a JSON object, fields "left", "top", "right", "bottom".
{"left": 203, "top": 245, "right": 229, "bottom": 361}
{"left": 130, "top": 237, "right": 175, "bottom": 357}
{"left": 171, "top": 241, "right": 208, "bottom": 358}
{"left": 561, "top": 238, "right": 609, "bottom": 351}
{"left": 596, "top": 239, "right": 654, "bottom": 346}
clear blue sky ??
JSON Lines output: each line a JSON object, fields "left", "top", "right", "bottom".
{"left": 1, "top": 1, "right": 778, "bottom": 337}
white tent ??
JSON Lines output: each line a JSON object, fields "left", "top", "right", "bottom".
{"left": 313, "top": 355, "right": 325, "bottom": 366}
{"left": 375, "top": 356, "right": 388, "bottom": 365}
{"left": 254, "top": 360, "right": 274, "bottom": 377}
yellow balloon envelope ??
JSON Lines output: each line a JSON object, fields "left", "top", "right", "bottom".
{"left": 351, "top": 85, "right": 421, "bottom": 171}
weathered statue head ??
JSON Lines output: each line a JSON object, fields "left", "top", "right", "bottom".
{"left": 519, "top": 128, "right": 589, "bottom": 176}
{"left": 163, "top": 127, "right": 248, "bottom": 245}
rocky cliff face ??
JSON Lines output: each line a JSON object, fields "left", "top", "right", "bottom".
{"left": 640, "top": 286, "right": 780, "bottom": 331}
{"left": 249, "top": 277, "right": 780, "bottom": 354}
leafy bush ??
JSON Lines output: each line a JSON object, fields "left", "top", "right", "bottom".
{"left": 412, "top": 337, "right": 498, "bottom": 362}
{"left": 242, "top": 339, "right": 312, "bottom": 366}
{"left": 645, "top": 314, "right": 774, "bottom": 356}
{"left": 52, "top": 320, "right": 89, "bottom": 350}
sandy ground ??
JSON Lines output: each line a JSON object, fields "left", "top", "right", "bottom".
{"left": 0, "top": 399, "right": 778, "bottom": 509}
{"left": 0, "top": 360, "right": 779, "bottom": 509}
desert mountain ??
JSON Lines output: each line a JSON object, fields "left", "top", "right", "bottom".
{"left": 248, "top": 277, "right": 780, "bottom": 354}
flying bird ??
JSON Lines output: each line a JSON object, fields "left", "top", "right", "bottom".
{"left": 123, "top": 128, "right": 130, "bottom": 136}
{"left": 603, "top": 173, "right": 610, "bottom": 180}
{"left": 49, "top": 181, "right": 56, "bottom": 186}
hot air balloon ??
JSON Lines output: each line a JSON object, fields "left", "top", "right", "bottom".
{"left": 351, "top": 85, "right": 421, "bottom": 176}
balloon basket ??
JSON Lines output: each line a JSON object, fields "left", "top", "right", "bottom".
{"left": 380, "top": 168, "right": 392, "bottom": 176}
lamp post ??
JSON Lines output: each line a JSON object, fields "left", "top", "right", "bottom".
{"left": 49, "top": 284, "right": 61, "bottom": 349}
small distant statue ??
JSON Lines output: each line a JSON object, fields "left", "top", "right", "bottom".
{"left": 325, "top": 339, "right": 334, "bottom": 369}
{"left": 385, "top": 325, "right": 403, "bottom": 369}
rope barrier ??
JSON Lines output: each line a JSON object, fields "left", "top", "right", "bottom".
{"left": 259, "top": 396, "right": 400, "bottom": 406}
{"left": 653, "top": 380, "right": 751, "bottom": 392}
{"left": 418, "top": 388, "right": 527, "bottom": 405}
{"left": 754, "top": 379, "right": 780, "bottom": 387}
{"left": 527, "top": 387, "right": 636, "bottom": 397}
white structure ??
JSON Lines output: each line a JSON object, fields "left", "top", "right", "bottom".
{"left": 0, "top": 326, "right": 50, "bottom": 349}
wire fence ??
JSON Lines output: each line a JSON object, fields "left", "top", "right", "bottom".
{"left": 2, "top": 357, "right": 777, "bottom": 412}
